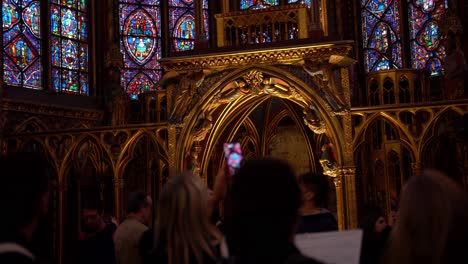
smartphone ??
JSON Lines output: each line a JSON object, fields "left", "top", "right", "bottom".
{"left": 223, "top": 142, "right": 243, "bottom": 176}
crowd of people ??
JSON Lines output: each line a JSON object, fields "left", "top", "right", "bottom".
{"left": 1, "top": 151, "right": 468, "bottom": 264}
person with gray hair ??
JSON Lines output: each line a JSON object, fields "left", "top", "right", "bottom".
{"left": 114, "top": 191, "right": 153, "bottom": 264}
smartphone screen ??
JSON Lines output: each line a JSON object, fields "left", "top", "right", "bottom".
{"left": 223, "top": 142, "right": 243, "bottom": 176}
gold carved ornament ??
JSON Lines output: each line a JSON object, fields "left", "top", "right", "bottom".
{"left": 303, "top": 106, "right": 327, "bottom": 134}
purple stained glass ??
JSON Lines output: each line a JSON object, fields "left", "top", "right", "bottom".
{"left": 173, "top": 14, "right": 195, "bottom": 51}
{"left": 169, "top": 0, "right": 209, "bottom": 52}
{"left": 241, "top": 0, "right": 278, "bottom": 10}
{"left": 2, "top": 0, "right": 42, "bottom": 89}
{"left": 62, "top": 39, "right": 79, "bottom": 69}
{"left": 122, "top": 8, "right": 158, "bottom": 64}
{"left": 169, "top": 0, "right": 193, "bottom": 7}
{"left": 120, "top": 0, "right": 159, "bottom": 4}
{"left": 120, "top": 1, "right": 161, "bottom": 99}
{"left": 409, "top": 0, "right": 446, "bottom": 72}
{"left": 361, "top": 0, "right": 403, "bottom": 72}
{"left": 126, "top": 73, "right": 154, "bottom": 100}
{"left": 51, "top": 1, "right": 89, "bottom": 95}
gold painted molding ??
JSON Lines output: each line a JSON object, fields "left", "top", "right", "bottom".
{"left": 159, "top": 41, "right": 354, "bottom": 71}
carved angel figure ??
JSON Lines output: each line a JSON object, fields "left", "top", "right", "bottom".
{"left": 303, "top": 106, "right": 326, "bottom": 134}
{"left": 191, "top": 113, "right": 213, "bottom": 142}
{"left": 303, "top": 55, "right": 355, "bottom": 115}
{"left": 319, "top": 143, "right": 338, "bottom": 177}
{"left": 168, "top": 70, "right": 206, "bottom": 122}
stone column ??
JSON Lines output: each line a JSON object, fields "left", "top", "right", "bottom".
{"left": 340, "top": 67, "right": 358, "bottom": 229}
{"left": 57, "top": 181, "right": 66, "bottom": 264}
{"left": 195, "top": 0, "right": 208, "bottom": 48}
{"left": 342, "top": 167, "right": 358, "bottom": 229}
{"left": 411, "top": 161, "right": 422, "bottom": 176}
{"left": 333, "top": 175, "right": 345, "bottom": 230}
{"left": 168, "top": 124, "right": 178, "bottom": 177}
{"left": 113, "top": 178, "right": 125, "bottom": 221}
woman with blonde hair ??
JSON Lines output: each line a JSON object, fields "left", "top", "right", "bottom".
{"left": 146, "top": 172, "right": 228, "bottom": 264}
{"left": 385, "top": 170, "right": 468, "bottom": 264}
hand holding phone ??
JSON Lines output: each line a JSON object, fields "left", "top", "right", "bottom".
{"left": 224, "top": 142, "right": 243, "bottom": 176}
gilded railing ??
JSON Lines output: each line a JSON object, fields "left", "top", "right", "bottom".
{"left": 365, "top": 69, "right": 427, "bottom": 106}
{"left": 215, "top": 4, "right": 309, "bottom": 47}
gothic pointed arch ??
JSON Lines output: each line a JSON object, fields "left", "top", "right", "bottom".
{"left": 175, "top": 65, "right": 350, "bottom": 175}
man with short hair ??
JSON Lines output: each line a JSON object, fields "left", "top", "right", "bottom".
{"left": 296, "top": 172, "right": 338, "bottom": 234}
{"left": 0, "top": 152, "right": 50, "bottom": 264}
{"left": 114, "top": 191, "right": 152, "bottom": 264}
{"left": 79, "top": 199, "right": 117, "bottom": 264}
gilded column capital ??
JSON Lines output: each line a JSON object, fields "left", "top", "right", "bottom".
{"left": 340, "top": 166, "right": 356, "bottom": 177}
{"left": 333, "top": 176, "right": 343, "bottom": 188}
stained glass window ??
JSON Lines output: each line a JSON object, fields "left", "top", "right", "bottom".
{"left": 169, "top": 0, "right": 208, "bottom": 52}
{"left": 241, "top": 0, "right": 279, "bottom": 10}
{"left": 408, "top": 0, "right": 447, "bottom": 75}
{"left": 119, "top": 0, "right": 161, "bottom": 100}
{"left": 51, "top": 0, "right": 89, "bottom": 95}
{"left": 288, "top": 0, "right": 312, "bottom": 5}
{"left": 361, "top": 0, "right": 403, "bottom": 72}
{"left": 2, "top": 0, "right": 42, "bottom": 89}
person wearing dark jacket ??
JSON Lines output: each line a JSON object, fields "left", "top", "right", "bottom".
{"left": 296, "top": 172, "right": 338, "bottom": 234}
{"left": 226, "top": 158, "right": 323, "bottom": 264}
{"left": 0, "top": 152, "right": 50, "bottom": 264}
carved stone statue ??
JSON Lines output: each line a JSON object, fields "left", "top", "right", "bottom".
{"left": 319, "top": 143, "right": 338, "bottom": 177}
{"left": 168, "top": 70, "right": 206, "bottom": 122}
{"left": 191, "top": 113, "right": 213, "bottom": 142}
{"left": 303, "top": 55, "right": 356, "bottom": 115}
{"left": 441, "top": 7, "right": 466, "bottom": 100}
{"left": 303, "top": 106, "right": 326, "bottom": 134}
{"left": 304, "top": 63, "right": 349, "bottom": 115}
{"left": 104, "top": 43, "right": 129, "bottom": 126}
{"left": 443, "top": 33, "right": 467, "bottom": 99}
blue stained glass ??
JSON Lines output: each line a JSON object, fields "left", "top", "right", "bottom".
{"left": 120, "top": 1, "right": 161, "bottom": 99}
{"left": 122, "top": 8, "right": 158, "bottom": 64}
{"left": 2, "top": 0, "right": 42, "bottom": 89}
{"left": 61, "top": 8, "right": 78, "bottom": 39}
{"left": 241, "top": 0, "right": 279, "bottom": 10}
{"left": 288, "top": 0, "right": 311, "bottom": 4}
{"left": 2, "top": 1, "right": 19, "bottom": 30}
{"left": 409, "top": 0, "right": 446, "bottom": 72}
{"left": 361, "top": 0, "right": 403, "bottom": 72}
{"left": 50, "top": 0, "right": 89, "bottom": 95}
{"left": 169, "top": 0, "right": 209, "bottom": 52}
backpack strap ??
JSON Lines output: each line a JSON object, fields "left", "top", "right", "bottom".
{"left": 0, "top": 243, "right": 35, "bottom": 260}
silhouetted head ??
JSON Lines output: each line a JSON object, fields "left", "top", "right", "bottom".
{"left": 0, "top": 152, "right": 50, "bottom": 238}
{"left": 229, "top": 158, "right": 301, "bottom": 255}
{"left": 298, "top": 172, "right": 330, "bottom": 208}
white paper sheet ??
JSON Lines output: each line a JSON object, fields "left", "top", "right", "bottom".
{"left": 294, "top": 229, "right": 363, "bottom": 264}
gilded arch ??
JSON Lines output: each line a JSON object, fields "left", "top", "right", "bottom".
{"left": 176, "top": 65, "right": 349, "bottom": 173}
